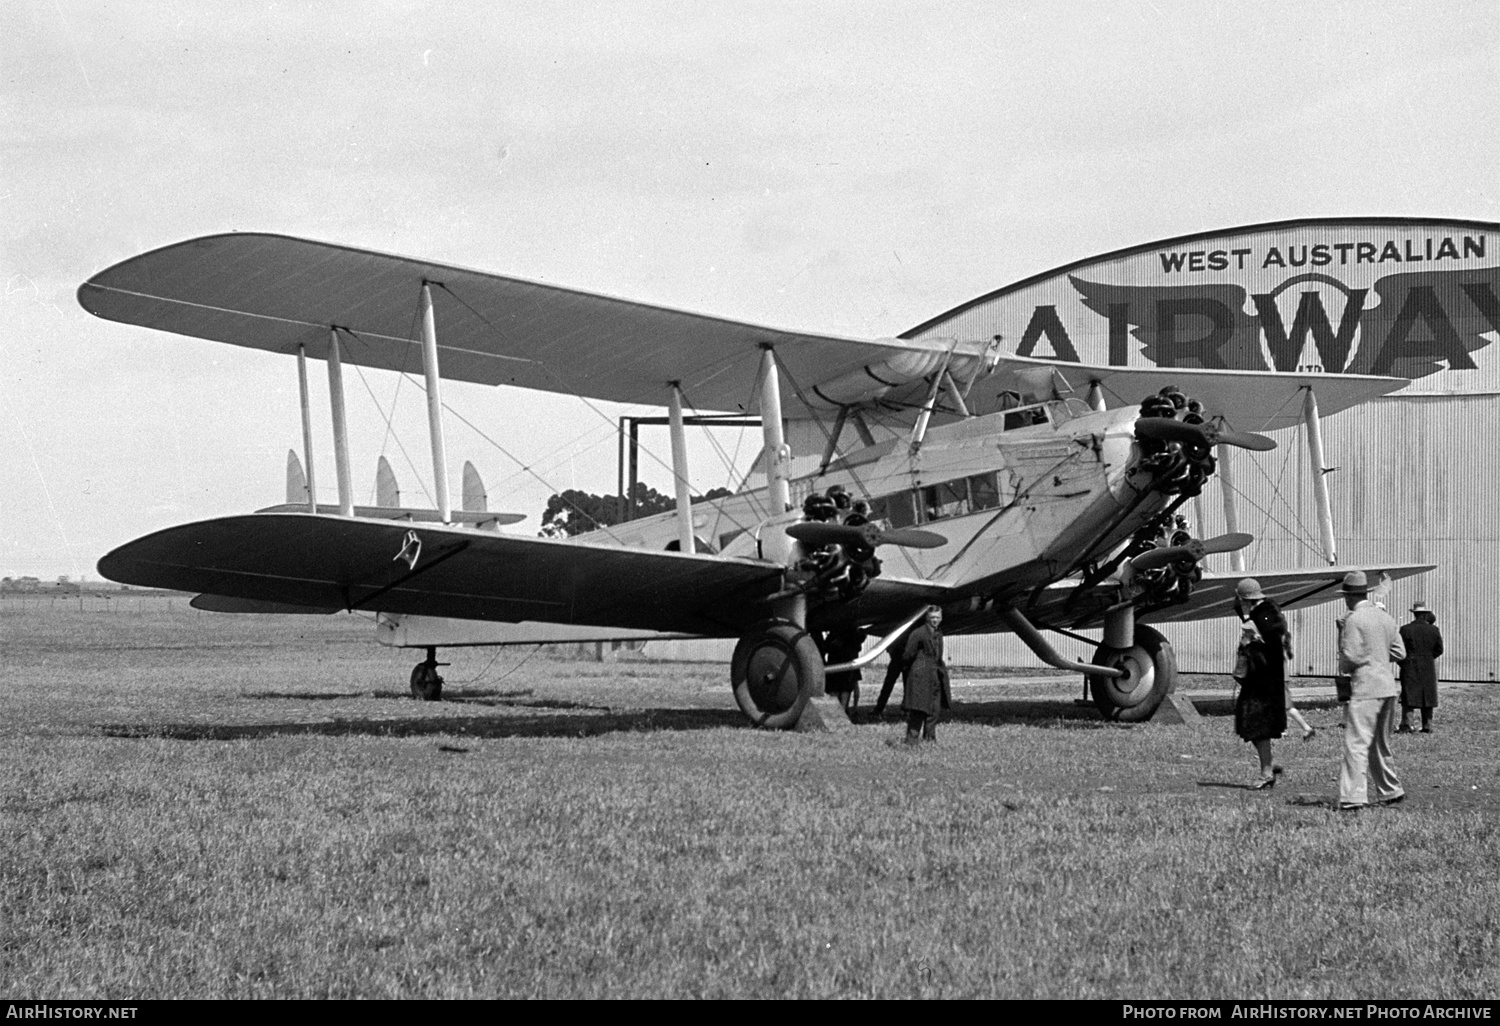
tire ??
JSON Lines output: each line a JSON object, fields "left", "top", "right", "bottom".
{"left": 410, "top": 661, "right": 444, "bottom": 702}
{"left": 731, "top": 622, "right": 826, "bottom": 729}
{"left": 1089, "top": 623, "right": 1176, "bottom": 722}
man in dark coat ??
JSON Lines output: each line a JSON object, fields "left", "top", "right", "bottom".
{"left": 872, "top": 621, "right": 917, "bottom": 718}
{"left": 1398, "top": 601, "right": 1444, "bottom": 733}
{"left": 901, "top": 606, "right": 951, "bottom": 744}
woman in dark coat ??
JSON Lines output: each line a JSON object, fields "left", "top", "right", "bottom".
{"left": 1398, "top": 602, "right": 1443, "bottom": 733}
{"left": 901, "top": 606, "right": 952, "bottom": 744}
{"left": 1233, "top": 578, "right": 1289, "bottom": 788}
{"left": 822, "top": 626, "right": 864, "bottom": 712}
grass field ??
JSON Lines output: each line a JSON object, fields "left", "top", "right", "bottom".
{"left": 2, "top": 598, "right": 1498, "bottom": 999}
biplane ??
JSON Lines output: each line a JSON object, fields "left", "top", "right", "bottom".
{"left": 79, "top": 233, "right": 1432, "bottom": 727}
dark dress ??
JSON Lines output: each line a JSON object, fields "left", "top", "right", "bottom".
{"left": 822, "top": 627, "right": 864, "bottom": 695}
{"left": 1234, "top": 599, "right": 1289, "bottom": 743}
{"left": 901, "top": 624, "right": 952, "bottom": 716}
{"left": 1399, "top": 618, "right": 1443, "bottom": 709}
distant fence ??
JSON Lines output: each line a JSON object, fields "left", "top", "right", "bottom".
{"left": 0, "top": 595, "right": 202, "bottom": 615}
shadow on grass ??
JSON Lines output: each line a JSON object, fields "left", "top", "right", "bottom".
{"left": 99, "top": 693, "right": 1341, "bottom": 743}
{"left": 242, "top": 688, "right": 540, "bottom": 703}
{"left": 100, "top": 707, "right": 749, "bottom": 742}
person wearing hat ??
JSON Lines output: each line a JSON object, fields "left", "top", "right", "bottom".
{"left": 1234, "top": 578, "right": 1317, "bottom": 744}
{"left": 1398, "top": 601, "right": 1444, "bottom": 733}
{"left": 1336, "top": 570, "right": 1407, "bottom": 810}
{"left": 1231, "top": 578, "right": 1296, "bottom": 788}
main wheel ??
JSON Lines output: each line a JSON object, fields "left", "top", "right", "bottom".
{"left": 410, "top": 660, "right": 444, "bottom": 702}
{"left": 1089, "top": 623, "right": 1176, "bottom": 722}
{"left": 731, "top": 622, "right": 826, "bottom": 729}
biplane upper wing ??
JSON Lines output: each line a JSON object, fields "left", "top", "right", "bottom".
{"left": 1010, "top": 563, "right": 1436, "bottom": 634}
{"left": 977, "top": 354, "right": 1410, "bottom": 433}
{"left": 76, "top": 233, "right": 961, "bottom": 412}
{"left": 98, "top": 513, "right": 945, "bottom": 636}
{"left": 77, "top": 234, "right": 1407, "bottom": 424}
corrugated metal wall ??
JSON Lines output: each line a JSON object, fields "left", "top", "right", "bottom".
{"left": 1163, "top": 391, "right": 1499, "bottom": 681}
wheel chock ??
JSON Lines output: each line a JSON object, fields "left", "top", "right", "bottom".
{"left": 1150, "top": 694, "right": 1202, "bottom": 725}
{"left": 794, "top": 695, "right": 857, "bottom": 733}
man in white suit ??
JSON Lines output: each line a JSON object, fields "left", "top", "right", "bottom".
{"left": 1337, "top": 571, "right": 1407, "bottom": 811}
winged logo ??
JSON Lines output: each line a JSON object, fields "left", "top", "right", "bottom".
{"left": 1069, "top": 265, "right": 1500, "bottom": 378}
{"left": 394, "top": 529, "right": 421, "bottom": 571}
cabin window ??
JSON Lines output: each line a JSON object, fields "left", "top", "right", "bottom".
{"left": 1002, "top": 403, "right": 1051, "bottom": 431}
{"left": 921, "top": 479, "right": 970, "bottom": 522}
{"left": 868, "top": 491, "right": 917, "bottom": 529}
{"left": 968, "top": 472, "right": 1002, "bottom": 511}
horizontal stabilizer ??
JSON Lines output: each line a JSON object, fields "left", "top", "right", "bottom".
{"left": 254, "top": 503, "right": 524, "bottom": 526}
{"left": 191, "top": 594, "right": 339, "bottom": 614}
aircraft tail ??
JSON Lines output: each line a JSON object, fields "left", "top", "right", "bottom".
{"left": 463, "top": 461, "right": 499, "bottom": 530}
{"left": 375, "top": 456, "right": 400, "bottom": 508}
{"left": 286, "top": 450, "right": 308, "bottom": 505}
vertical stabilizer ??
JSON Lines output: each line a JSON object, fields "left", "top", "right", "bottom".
{"left": 463, "top": 461, "right": 500, "bottom": 530}
{"left": 462, "top": 461, "right": 488, "bottom": 512}
{"left": 375, "top": 456, "right": 401, "bottom": 508}
{"left": 286, "top": 450, "right": 308, "bottom": 505}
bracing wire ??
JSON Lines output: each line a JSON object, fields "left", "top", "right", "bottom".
{"left": 344, "top": 347, "right": 436, "bottom": 507}
{"left": 431, "top": 281, "right": 766, "bottom": 513}
{"left": 337, "top": 325, "right": 627, "bottom": 542}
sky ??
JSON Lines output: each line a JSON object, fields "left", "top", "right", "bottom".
{"left": 3, "top": 0, "right": 1498, "bottom": 579}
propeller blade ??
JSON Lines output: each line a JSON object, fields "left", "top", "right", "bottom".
{"left": 1130, "top": 543, "right": 1202, "bottom": 571}
{"left": 785, "top": 521, "right": 946, "bottom": 550}
{"left": 1200, "top": 531, "right": 1254, "bottom": 555}
{"left": 1129, "top": 531, "right": 1253, "bottom": 571}
{"left": 1133, "top": 417, "right": 1276, "bottom": 453}
{"left": 876, "top": 527, "right": 948, "bottom": 549}
{"left": 1212, "top": 427, "right": 1277, "bottom": 452}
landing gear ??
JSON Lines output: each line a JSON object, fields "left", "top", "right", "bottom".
{"left": 730, "top": 621, "right": 825, "bottom": 729}
{"left": 1088, "top": 624, "right": 1176, "bottom": 722}
{"left": 410, "top": 646, "right": 446, "bottom": 702}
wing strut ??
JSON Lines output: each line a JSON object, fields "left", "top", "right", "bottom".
{"left": 419, "top": 284, "right": 452, "bottom": 523}
{"left": 1215, "top": 440, "right": 1246, "bottom": 573}
{"left": 327, "top": 328, "right": 355, "bottom": 516}
{"left": 296, "top": 343, "right": 318, "bottom": 513}
{"left": 1303, "top": 387, "right": 1337, "bottom": 565}
{"left": 759, "top": 346, "right": 792, "bottom": 515}
{"left": 667, "top": 383, "right": 695, "bottom": 553}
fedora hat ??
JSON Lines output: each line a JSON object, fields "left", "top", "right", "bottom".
{"left": 1341, "top": 570, "right": 1371, "bottom": 594}
{"left": 1235, "top": 578, "right": 1265, "bottom": 602}
{"left": 1410, "top": 600, "right": 1431, "bottom": 613}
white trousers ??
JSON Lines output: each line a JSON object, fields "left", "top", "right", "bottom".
{"left": 1340, "top": 697, "right": 1403, "bottom": 807}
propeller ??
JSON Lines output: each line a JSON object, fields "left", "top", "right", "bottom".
{"left": 785, "top": 520, "right": 947, "bottom": 550}
{"left": 1134, "top": 417, "right": 1276, "bottom": 452}
{"left": 1129, "top": 532, "right": 1253, "bottom": 572}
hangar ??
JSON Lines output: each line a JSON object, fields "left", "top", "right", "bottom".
{"left": 898, "top": 217, "right": 1500, "bottom": 682}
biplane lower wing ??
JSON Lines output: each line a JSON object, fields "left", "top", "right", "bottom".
{"left": 1011, "top": 563, "right": 1436, "bottom": 634}
{"left": 99, "top": 513, "right": 779, "bottom": 636}
{"left": 99, "top": 513, "right": 945, "bottom": 637}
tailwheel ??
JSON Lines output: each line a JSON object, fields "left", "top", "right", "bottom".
{"left": 730, "top": 621, "right": 825, "bottom": 729}
{"left": 410, "top": 646, "right": 446, "bottom": 702}
{"left": 1088, "top": 624, "right": 1176, "bottom": 722}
